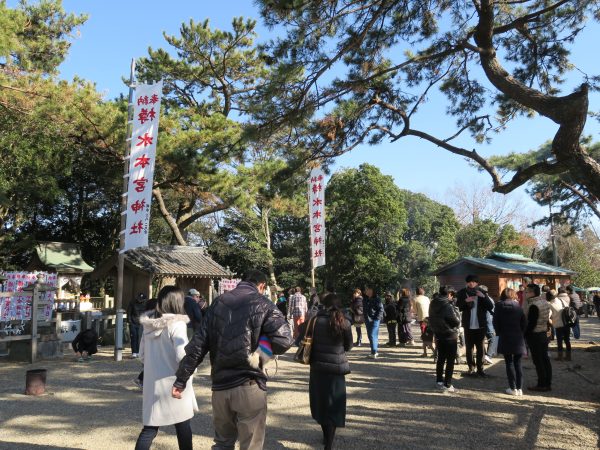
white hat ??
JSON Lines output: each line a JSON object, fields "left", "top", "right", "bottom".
{"left": 188, "top": 289, "right": 200, "bottom": 296}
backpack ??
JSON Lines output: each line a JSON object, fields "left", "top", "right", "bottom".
{"left": 560, "top": 299, "right": 578, "bottom": 328}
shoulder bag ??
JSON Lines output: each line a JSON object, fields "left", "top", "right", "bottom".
{"left": 293, "top": 316, "right": 318, "bottom": 365}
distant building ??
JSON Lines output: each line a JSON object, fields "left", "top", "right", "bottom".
{"left": 433, "top": 252, "right": 575, "bottom": 299}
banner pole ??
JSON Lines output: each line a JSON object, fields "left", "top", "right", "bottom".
{"left": 308, "top": 184, "right": 315, "bottom": 288}
{"left": 115, "top": 58, "right": 136, "bottom": 361}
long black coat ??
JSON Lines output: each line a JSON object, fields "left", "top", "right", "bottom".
{"left": 350, "top": 296, "right": 364, "bottom": 325}
{"left": 397, "top": 296, "right": 412, "bottom": 324}
{"left": 309, "top": 310, "right": 352, "bottom": 375}
{"left": 493, "top": 300, "right": 527, "bottom": 355}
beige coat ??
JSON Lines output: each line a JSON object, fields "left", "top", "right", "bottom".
{"left": 414, "top": 295, "right": 430, "bottom": 322}
{"left": 140, "top": 313, "right": 198, "bottom": 426}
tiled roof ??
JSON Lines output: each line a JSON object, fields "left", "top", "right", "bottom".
{"left": 35, "top": 242, "right": 94, "bottom": 273}
{"left": 464, "top": 256, "right": 575, "bottom": 275}
{"left": 124, "top": 245, "right": 231, "bottom": 278}
{"left": 434, "top": 254, "right": 576, "bottom": 276}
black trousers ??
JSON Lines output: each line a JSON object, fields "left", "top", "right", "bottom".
{"left": 464, "top": 328, "right": 486, "bottom": 372}
{"left": 435, "top": 338, "right": 457, "bottom": 387}
{"left": 130, "top": 323, "right": 142, "bottom": 354}
{"left": 135, "top": 419, "right": 192, "bottom": 450}
{"left": 555, "top": 326, "right": 571, "bottom": 353}
{"left": 386, "top": 321, "right": 397, "bottom": 345}
{"left": 355, "top": 326, "right": 362, "bottom": 343}
{"left": 527, "top": 332, "right": 552, "bottom": 388}
{"left": 504, "top": 353, "right": 523, "bottom": 390}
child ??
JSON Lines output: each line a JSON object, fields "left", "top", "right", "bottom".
{"left": 421, "top": 318, "right": 435, "bottom": 357}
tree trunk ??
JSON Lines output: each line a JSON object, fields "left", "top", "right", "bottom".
{"left": 262, "top": 207, "right": 277, "bottom": 288}
{"left": 474, "top": 1, "right": 600, "bottom": 199}
{"left": 152, "top": 188, "right": 187, "bottom": 246}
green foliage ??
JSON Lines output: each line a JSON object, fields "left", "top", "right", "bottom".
{"left": 208, "top": 207, "right": 311, "bottom": 288}
{"left": 539, "top": 227, "right": 600, "bottom": 287}
{"left": 137, "top": 17, "right": 285, "bottom": 244}
{"left": 325, "top": 164, "right": 407, "bottom": 293}
{"left": 0, "top": 0, "right": 87, "bottom": 73}
{"left": 397, "top": 190, "right": 459, "bottom": 288}
{"left": 490, "top": 141, "right": 600, "bottom": 229}
{"left": 456, "top": 219, "right": 532, "bottom": 259}
{"left": 0, "top": 1, "right": 122, "bottom": 268}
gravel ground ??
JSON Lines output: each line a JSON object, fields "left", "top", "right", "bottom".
{"left": 1, "top": 317, "right": 599, "bottom": 450}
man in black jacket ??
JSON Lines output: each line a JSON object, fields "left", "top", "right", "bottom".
{"left": 172, "top": 270, "right": 293, "bottom": 450}
{"left": 126, "top": 292, "right": 146, "bottom": 358}
{"left": 456, "top": 275, "right": 494, "bottom": 377}
{"left": 183, "top": 288, "right": 203, "bottom": 336}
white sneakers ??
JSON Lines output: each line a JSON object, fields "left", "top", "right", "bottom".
{"left": 483, "top": 355, "right": 493, "bottom": 364}
{"left": 131, "top": 353, "right": 139, "bottom": 359}
{"left": 505, "top": 388, "right": 523, "bottom": 396}
{"left": 436, "top": 382, "right": 457, "bottom": 393}
{"left": 367, "top": 353, "right": 378, "bottom": 359}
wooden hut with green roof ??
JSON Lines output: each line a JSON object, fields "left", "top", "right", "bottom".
{"left": 433, "top": 252, "right": 575, "bottom": 299}
{"left": 26, "top": 241, "right": 94, "bottom": 299}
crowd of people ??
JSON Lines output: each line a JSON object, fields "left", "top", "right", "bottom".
{"left": 116, "top": 271, "right": 591, "bottom": 450}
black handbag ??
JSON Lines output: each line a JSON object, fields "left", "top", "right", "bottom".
{"left": 293, "top": 316, "right": 317, "bottom": 364}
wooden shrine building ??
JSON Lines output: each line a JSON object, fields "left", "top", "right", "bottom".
{"left": 92, "top": 245, "right": 232, "bottom": 307}
{"left": 433, "top": 252, "right": 575, "bottom": 299}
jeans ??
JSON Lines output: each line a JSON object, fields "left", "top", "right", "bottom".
{"left": 386, "top": 321, "right": 397, "bottom": 346}
{"left": 435, "top": 338, "right": 457, "bottom": 387}
{"left": 527, "top": 332, "right": 552, "bottom": 388}
{"left": 572, "top": 321, "right": 581, "bottom": 339}
{"left": 365, "top": 319, "right": 380, "bottom": 354}
{"left": 555, "top": 326, "right": 571, "bottom": 353}
{"left": 504, "top": 354, "right": 523, "bottom": 390}
{"left": 486, "top": 334, "right": 498, "bottom": 358}
{"left": 135, "top": 419, "right": 192, "bottom": 450}
{"left": 130, "top": 323, "right": 142, "bottom": 354}
{"left": 464, "top": 328, "right": 486, "bottom": 372}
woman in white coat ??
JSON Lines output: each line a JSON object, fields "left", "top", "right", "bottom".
{"left": 135, "top": 286, "right": 198, "bottom": 450}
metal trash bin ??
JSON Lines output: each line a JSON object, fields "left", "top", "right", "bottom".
{"left": 25, "top": 368, "right": 47, "bottom": 396}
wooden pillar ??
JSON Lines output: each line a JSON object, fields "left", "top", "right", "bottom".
{"left": 30, "top": 281, "right": 40, "bottom": 364}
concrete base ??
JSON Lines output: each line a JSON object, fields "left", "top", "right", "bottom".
{"left": 7, "top": 337, "right": 64, "bottom": 362}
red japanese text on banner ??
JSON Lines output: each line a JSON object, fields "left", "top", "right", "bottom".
{"left": 308, "top": 167, "right": 326, "bottom": 268}
{"left": 124, "top": 81, "right": 163, "bottom": 252}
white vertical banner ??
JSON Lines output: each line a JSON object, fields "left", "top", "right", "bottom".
{"left": 124, "top": 81, "right": 163, "bottom": 252}
{"left": 309, "top": 167, "right": 326, "bottom": 268}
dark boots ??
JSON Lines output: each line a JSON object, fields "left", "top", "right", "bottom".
{"left": 321, "top": 422, "right": 336, "bottom": 450}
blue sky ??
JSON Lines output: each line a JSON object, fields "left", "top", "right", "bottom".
{"left": 16, "top": 1, "right": 600, "bottom": 231}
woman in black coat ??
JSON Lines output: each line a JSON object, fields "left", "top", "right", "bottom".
{"left": 493, "top": 287, "right": 527, "bottom": 396}
{"left": 397, "top": 288, "right": 414, "bottom": 345}
{"left": 350, "top": 288, "right": 365, "bottom": 346}
{"left": 308, "top": 293, "right": 353, "bottom": 450}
